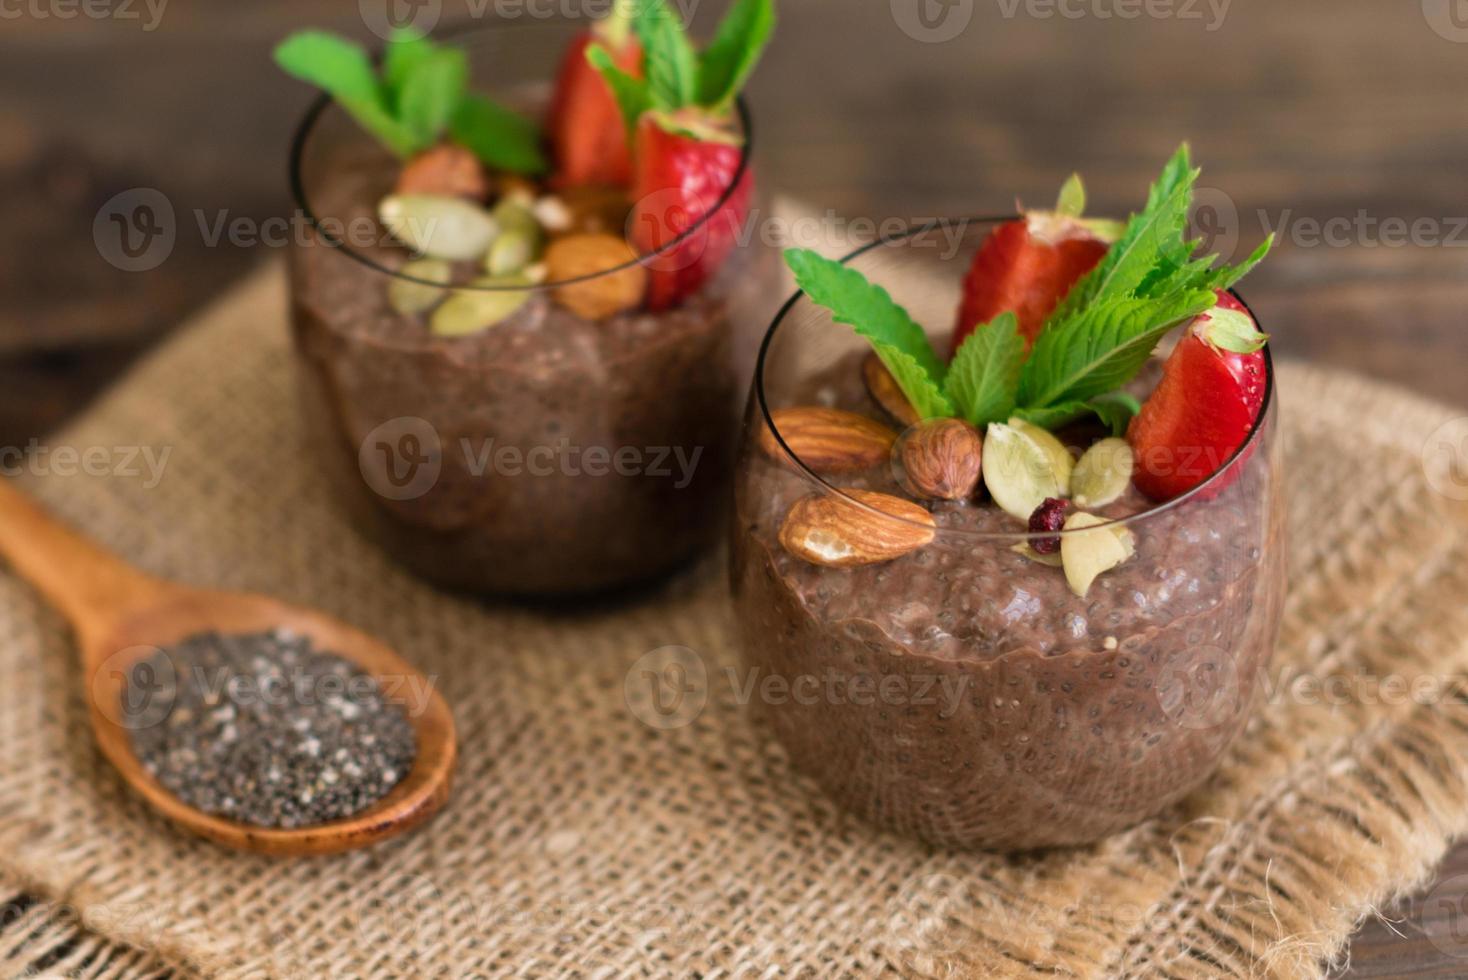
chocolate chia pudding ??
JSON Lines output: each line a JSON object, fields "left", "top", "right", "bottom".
{"left": 279, "top": 11, "right": 777, "bottom": 596}
{"left": 291, "top": 158, "right": 745, "bottom": 596}
{"left": 732, "top": 152, "right": 1284, "bottom": 850}
{"left": 733, "top": 352, "right": 1285, "bottom": 850}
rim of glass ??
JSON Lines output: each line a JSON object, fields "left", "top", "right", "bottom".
{"left": 287, "top": 18, "right": 755, "bottom": 293}
{"left": 754, "top": 215, "right": 1277, "bottom": 541}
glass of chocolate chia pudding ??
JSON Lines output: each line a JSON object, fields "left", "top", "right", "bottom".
{"left": 731, "top": 205, "right": 1286, "bottom": 851}
{"left": 284, "top": 13, "right": 775, "bottom": 597}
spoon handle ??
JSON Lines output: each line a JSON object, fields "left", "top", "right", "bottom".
{"left": 0, "top": 479, "right": 165, "bottom": 637}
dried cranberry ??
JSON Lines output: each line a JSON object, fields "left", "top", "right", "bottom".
{"left": 1028, "top": 497, "right": 1069, "bottom": 554}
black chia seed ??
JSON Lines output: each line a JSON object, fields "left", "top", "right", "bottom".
{"left": 124, "top": 629, "right": 418, "bottom": 829}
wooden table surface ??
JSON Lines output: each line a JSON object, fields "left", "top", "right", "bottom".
{"left": 4, "top": 0, "right": 1467, "bottom": 974}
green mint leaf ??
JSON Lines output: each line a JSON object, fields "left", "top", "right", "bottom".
{"left": 1012, "top": 392, "right": 1140, "bottom": 436}
{"left": 697, "top": 0, "right": 777, "bottom": 110}
{"left": 784, "top": 246, "right": 948, "bottom": 382}
{"left": 449, "top": 95, "right": 547, "bottom": 175}
{"left": 383, "top": 29, "right": 434, "bottom": 101}
{"left": 275, "top": 31, "right": 421, "bottom": 158}
{"left": 944, "top": 313, "right": 1025, "bottom": 427}
{"left": 396, "top": 46, "right": 468, "bottom": 147}
{"left": 635, "top": 0, "right": 700, "bottom": 111}
{"left": 1019, "top": 290, "right": 1216, "bottom": 408}
{"left": 587, "top": 43, "right": 653, "bottom": 134}
{"left": 1088, "top": 391, "right": 1142, "bottom": 436}
{"left": 1193, "top": 234, "right": 1274, "bottom": 294}
{"left": 1055, "top": 173, "right": 1085, "bottom": 218}
{"left": 1054, "top": 144, "right": 1197, "bottom": 319}
{"left": 874, "top": 344, "right": 955, "bottom": 420}
{"left": 1013, "top": 403, "right": 1088, "bottom": 430}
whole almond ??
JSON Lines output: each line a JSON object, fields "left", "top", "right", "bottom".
{"left": 779, "top": 489, "right": 936, "bottom": 567}
{"left": 545, "top": 233, "right": 647, "bottom": 320}
{"left": 395, "top": 144, "right": 491, "bottom": 201}
{"left": 758, "top": 407, "right": 898, "bottom": 473}
{"left": 863, "top": 352, "right": 920, "bottom": 426}
{"left": 892, "top": 418, "right": 984, "bottom": 500}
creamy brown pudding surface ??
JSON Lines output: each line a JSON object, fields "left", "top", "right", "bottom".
{"left": 732, "top": 355, "right": 1284, "bottom": 850}
{"left": 292, "top": 161, "right": 739, "bottom": 595}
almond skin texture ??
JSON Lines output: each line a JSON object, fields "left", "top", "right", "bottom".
{"left": 758, "top": 407, "right": 898, "bottom": 473}
{"left": 892, "top": 418, "right": 984, "bottom": 501}
{"left": 863, "top": 353, "right": 920, "bottom": 427}
{"left": 545, "top": 234, "right": 648, "bottom": 320}
{"left": 779, "top": 489, "right": 936, "bottom": 567}
{"left": 394, "top": 144, "right": 491, "bottom": 201}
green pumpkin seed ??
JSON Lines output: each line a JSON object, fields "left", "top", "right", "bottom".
{"left": 983, "top": 423, "right": 1064, "bottom": 521}
{"left": 388, "top": 258, "right": 453, "bottom": 316}
{"left": 379, "top": 194, "right": 498, "bottom": 261}
{"left": 429, "top": 276, "right": 533, "bottom": 337}
{"left": 1011, "top": 543, "right": 1064, "bottom": 568}
{"left": 1071, "top": 438, "right": 1135, "bottom": 509}
{"left": 1009, "top": 417, "right": 1075, "bottom": 496}
{"left": 484, "top": 227, "right": 543, "bottom": 277}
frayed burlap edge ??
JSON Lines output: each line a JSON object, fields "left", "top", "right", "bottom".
{"left": 0, "top": 264, "right": 1465, "bottom": 978}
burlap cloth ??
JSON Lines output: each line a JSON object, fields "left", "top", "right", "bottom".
{"left": 3, "top": 261, "right": 1468, "bottom": 979}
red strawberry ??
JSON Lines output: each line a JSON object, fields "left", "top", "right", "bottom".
{"left": 631, "top": 114, "right": 753, "bottom": 311}
{"left": 583, "top": 0, "right": 774, "bottom": 311}
{"left": 1128, "top": 292, "right": 1269, "bottom": 501}
{"left": 953, "top": 206, "right": 1110, "bottom": 355}
{"left": 546, "top": 28, "right": 642, "bottom": 189}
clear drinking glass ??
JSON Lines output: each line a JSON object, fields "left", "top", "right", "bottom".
{"left": 288, "top": 20, "right": 769, "bottom": 597}
{"left": 730, "top": 219, "right": 1286, "bottom": 850}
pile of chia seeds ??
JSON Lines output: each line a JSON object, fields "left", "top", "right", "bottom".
{"left": 125, "top": 629, "right": 418, "bottom": 829}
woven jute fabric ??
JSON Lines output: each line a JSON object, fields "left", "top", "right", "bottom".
{"left": 2, "top": 262, "right": 1468, "bottom": 979}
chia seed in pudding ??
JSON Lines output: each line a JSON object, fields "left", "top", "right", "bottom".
{"left": 732, "top": 353, "right": 1286, "bottom": 850}
{"left": 126, "top": 630, "right": 417, "bottom": 829}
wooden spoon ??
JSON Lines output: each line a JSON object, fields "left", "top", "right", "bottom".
{"left": 0, "top": 479, "right": 456, "bottom": 856}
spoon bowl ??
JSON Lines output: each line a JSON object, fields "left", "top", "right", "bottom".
{"left": 0, "top": 480, "right": 456, "bottom": 856}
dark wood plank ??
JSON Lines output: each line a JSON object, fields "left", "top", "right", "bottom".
{"left": 1, "top": 1, "right": 1466, "bottom": 974}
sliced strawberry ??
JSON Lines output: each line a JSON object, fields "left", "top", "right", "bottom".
{"left": 546, "top": 28, "right": 642, "bottom": 189}
{"left": 952, "top": 177, "right": 1114, "bottom": 354}
{"left": 631, "top": 113, "right": 753, "bottom": 311}
{"left": 953, "top": 219, "right": 1107, "bottom": 353}
{"left": 1128, "top": 292, "right": 1269, "bottom": 501}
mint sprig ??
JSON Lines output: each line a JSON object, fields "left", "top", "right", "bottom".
{"left": 588, "top": 0, "right": 776, "bottom": 134}
{"left": 945, "top": 313, "right": 1026, "bottom": 426}
{"left": 785, "top": 248, "right": 953, "bottom": 419}
{"left": 698, "top": 0, "right": 778, "bottom": 109}
{"left": 275, "top": 28, "right": 546, "bottom": 174}
{"left": 275, "top": 32, "right": 421, "bottom": 158}
{"left": 783, "top": 144, "right": 1271, "bottom": 436}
